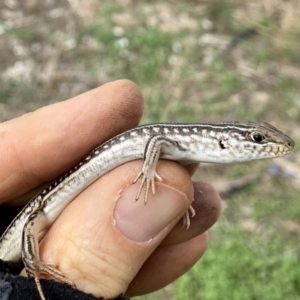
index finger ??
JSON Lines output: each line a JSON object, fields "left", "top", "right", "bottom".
{"left": 0, "top": 80, "right": 144, "bottom": 203}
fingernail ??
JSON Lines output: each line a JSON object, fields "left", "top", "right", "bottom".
{"left": 114, "top": 182, "right": 189, "bottom": 242}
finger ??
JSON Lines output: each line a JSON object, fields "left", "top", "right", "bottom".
{"left": 0, "top": 80, "right": 143, "bottom": 203}
{"left": 126, "top": 233, "right": 209, "bottom": 296}
{"left": 124, "top": 182, "right": 221, "bottom": 296}
{"left": 183, "top": 163, "right": 199, "bottom": 176}
{"left": 30, "top": 160, "right": 194, "bottom": 299}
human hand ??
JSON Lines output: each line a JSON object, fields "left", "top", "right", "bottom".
{"left": 0, "top": 80, "right": 222, "bottom": 299}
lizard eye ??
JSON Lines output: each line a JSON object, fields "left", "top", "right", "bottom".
{"left": 251, "top": 132, "right": 265, "bottom": 143}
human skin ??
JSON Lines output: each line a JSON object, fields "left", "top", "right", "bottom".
{"left": 0, "top": 80, "right": 222, "bottom": 299}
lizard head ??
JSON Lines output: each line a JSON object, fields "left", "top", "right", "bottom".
{"left": 219, "top": 121, "right": 294, "bottom": 161}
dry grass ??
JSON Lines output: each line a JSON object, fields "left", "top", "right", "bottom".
{"left": 0, "top": 1, "right": 299, "bottom": 299}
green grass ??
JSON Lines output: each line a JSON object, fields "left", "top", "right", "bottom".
{"left": 173, "top": 226, "right": 300, "bottom": 300}
{"left": 0, "top": 80, "right": 39, "bottom": 105}
{"left": 135, "top": 174, "right": 299, "bottom": 300}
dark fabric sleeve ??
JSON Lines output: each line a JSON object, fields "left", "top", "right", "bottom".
{"left": 0, "top": 206, "right": 128, "bottom": 300}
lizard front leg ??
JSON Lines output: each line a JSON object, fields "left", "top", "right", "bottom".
{"left": 133, "top": 135, "right": 183, "bottom": 203}
{"left": 132, "top": 134, "right": 194, "bottom": 228}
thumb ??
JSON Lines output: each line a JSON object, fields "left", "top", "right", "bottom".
{"left": 36, "top": 160, "right": 193, "bottom": 299}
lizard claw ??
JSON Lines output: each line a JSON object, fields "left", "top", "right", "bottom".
{"left": 133, "top": 170, "right": 163, "bottom": 204}
{"left": 182, "top": 205, "right": 196, "bottom": 229}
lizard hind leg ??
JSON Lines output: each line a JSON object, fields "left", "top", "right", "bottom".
{"left": 31, "top": 263, "right": 75, "bottom": 300}
{"left": 22, "top": 208, "right": 75, "bottom": 300}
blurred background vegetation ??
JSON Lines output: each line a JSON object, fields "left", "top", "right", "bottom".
{"left": 0, "top": 0, "right": 299, "bottom": 299}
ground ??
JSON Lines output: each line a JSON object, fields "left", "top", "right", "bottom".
{"left": 0, "top": 1, "right": 299, "bottom": 299}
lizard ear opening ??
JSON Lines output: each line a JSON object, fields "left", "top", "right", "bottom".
{"left": 219, "top": 140, "right": 226, "bottom": 149}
